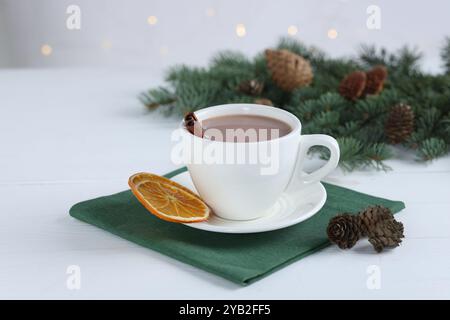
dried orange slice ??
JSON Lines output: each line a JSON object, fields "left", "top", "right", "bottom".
{"left": 128, "top": 172, "right": 210, "bottom": 223}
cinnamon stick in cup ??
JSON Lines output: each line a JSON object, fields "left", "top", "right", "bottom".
{"left": 184, "top": 112, "right": 203, "bottom": 137}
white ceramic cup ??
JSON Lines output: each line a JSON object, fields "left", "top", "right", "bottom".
{"left": 179, "top": 103, "right": 340, "bottom": 221}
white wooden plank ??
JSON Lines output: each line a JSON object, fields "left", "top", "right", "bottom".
{"left": 1, "top": 69, "right": 450, "bottom": 299}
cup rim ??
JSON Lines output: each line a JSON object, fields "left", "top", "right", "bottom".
{"left": 179, "top": 103, "right": 301, "bottom": 144}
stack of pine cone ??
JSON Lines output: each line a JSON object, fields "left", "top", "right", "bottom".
{"left": 327, "top": 205, "right": 404, "bottom": 252}
{"left": 338, "top": 66, "right": 388, "bottom": 101}
{"left": 338, "top": 66, "right": 415, "bottom": 144}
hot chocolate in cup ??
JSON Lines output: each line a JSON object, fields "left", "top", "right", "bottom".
{"left": 178, "top": 103, "right": 340, "bottom": 221}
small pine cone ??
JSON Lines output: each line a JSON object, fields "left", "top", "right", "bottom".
{"left": 327, "top": 214, "right": 363, "bottom": 249}
{"left": 254, "top": 98, "right": 273, "bottom": 106}
{"left": 385, "top": 103, "right": 415, "bottom": 144}
{"left": 368, "top": 220, "right": 404, "bottom": 252}
{"left": 338, "top": 71, "right": 367, "bottom": 100}
{"left": 373, "top": 218, "right": 404, "bottom": 238}
{"left": 238, "top": 79, "right": 264, "bottom": 96}
{"left": 145, "top": 102, "right": 160, "bottom": 110}
{"left": 265, "top": 49, "right": 313, "bottom": 92}
{"left": 358, "top": 205, "right": 395, "bottom": 236}
{"left": 369, "top": 237, "right": 400, "bottom": 253}
{"left": 364, "top": 66, "right": 388, "bottom": 96}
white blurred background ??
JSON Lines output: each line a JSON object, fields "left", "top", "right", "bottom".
{"left": 1, "top": 0, "right": 449, "bottom": 72}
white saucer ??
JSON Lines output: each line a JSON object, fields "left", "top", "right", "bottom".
{"left": 171, "top": 171, "right": 327, "bottom": 234}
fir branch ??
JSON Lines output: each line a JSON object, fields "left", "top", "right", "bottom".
{"left": 287, "top": 92, "right": 346, "bottom": 120}
{"left": 319, "top": 138, "right": 391, "bottom": 171}
{"left": 416, "top": 107, "right": 442, "bottom": 137}
{"left": 441, "top": 115, "right": 450, "bottom": 142}
{"left": 441, "top": 37, "right": 450, "bottom": 74}
{"left": 334, "top": 137, "right": 363, "bottom": 167}
{"left": 303, "top": 110, "right": 340, "bottom": 135}
{"left": 313, "top": 58, "right": 360, "bottom": 85}
{"left": 210, "top": 51, "right": 252, "bottom": 70}
{"left": 358, "top": 45, "right": 393, "bottom": 68}
{"left": 354, "top": 89, "right": 400, "bottom": 119}
{"left": 140, "top": 87, "right": 176, "bottom": 110}
{"left": 393, "top": 46, "right": 423, "bottom": 76}
{"left": 165, "top": 65, "right": 208, "bottom": 84}
{"left": 363, "top": 143, "right": 393, "bottom": 166}
{"left": 417, "top": 138, "right": 449, "bottom": 161}
{"left": 140, "top": 36, "right": 450, "bottom": 170}
{"left": 276, "top": 37, "right": 325, "bottom": 64}
{"left": 172, "top": 80, "right": 222, "bottom": 115}
{"left": 358, "top": 44, "right": 422, "bottom": 76}
{"left": 289, "top": 87, "right": 324, "bottom": 104}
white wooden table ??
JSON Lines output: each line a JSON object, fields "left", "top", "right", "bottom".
{"left": 1, "top": 69, "right": 449, "bottom": 299}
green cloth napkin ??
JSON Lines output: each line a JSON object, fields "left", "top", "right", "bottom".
{"left": 69, "top": 167, "right": 405, "bottom": 286}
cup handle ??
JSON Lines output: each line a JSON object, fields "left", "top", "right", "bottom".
{"left": 286, "top": 134, "right": 340, "bottom": 192}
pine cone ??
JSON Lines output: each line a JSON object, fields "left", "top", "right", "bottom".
{"left": 238, "top": 79, "right": 264, "bottom": 96}
{"left": 338, "top": 71, "right": 367, "bottom": 100}
{"left": 368, "top": 220, "right": 404, "bottom": 252}
{"left": 254, "top": 98, "right": 273, "bottom": 106}
{"left": 265, "top": 49, "right": 313, "bottom": 92}
{"left": 327, "top": 214, "right": 362, "bottom": 249}
{"left": 358, "top": 205, "right": 395, "bottom": 236}
{"left": 327, "top": 205, "right": 404, "bottom": 253}
{"left": 364, "top": 66, "right": 388, "bottom": 96}
{"left": 369, "top": 237, "right": 399, "bottom": 253}
{"left": 184, "top": 112, "right": 203, "bottom": 137}
{"left": 385, "top": 103, "right": 415, "bottom": 144}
